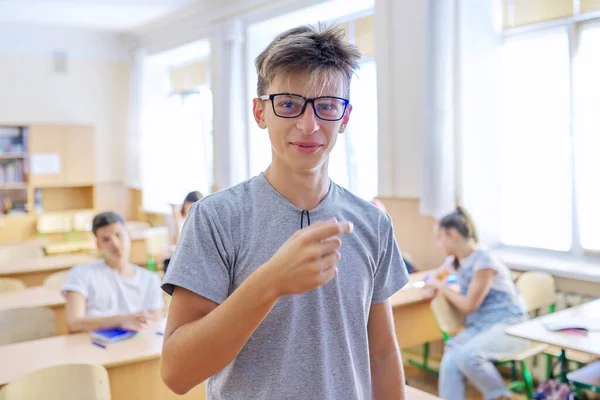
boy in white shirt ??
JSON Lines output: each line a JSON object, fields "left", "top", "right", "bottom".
{"left": 62, "top": 211, "right": 164, "bottom": 333}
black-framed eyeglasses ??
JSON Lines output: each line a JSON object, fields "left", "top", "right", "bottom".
{"left": 259, "top": 93, "right": 349, "bottom": 121}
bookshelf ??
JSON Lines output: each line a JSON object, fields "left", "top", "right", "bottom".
{"left": 0, "top": 124, "right": 96, "bottom": 216}
{"left": 0, "top": 126, "right": 29, "bottom": 214}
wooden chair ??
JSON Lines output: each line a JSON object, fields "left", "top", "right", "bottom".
{"left": 125, "top": 220, "right": 151, "bottom": 234}
{"left": 0, "top": 278, "right": 25, "bottom": 294}
{"left": 430, "top": 295, "right": 547, "bottom": 399}
{"left": 0, "top": 307, "right": 56, "bottom": 345}
{"left": 37, "top": 212, "right": 73, "bottom": 241}
{"left": 43, "top": 270, "right": 70, "bottom": 290}
{"left": 0, "top": 364, "right": 111, "bottom": 400}
{"left": 515, "top": 271, "right": 598, "bottom": 377}
{"left": 71, "top": 209, "right": 95, "bottom": 240}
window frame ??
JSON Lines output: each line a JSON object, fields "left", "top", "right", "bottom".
{"left": 500, "top": 15, "right": 600, "bottom": 257}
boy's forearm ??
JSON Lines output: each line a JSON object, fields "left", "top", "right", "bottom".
{"left": 371, "top": 350, "right": 406, "bottom": 400}
{"left": 67, "top": 315, "right": 123, "bottom": 333}
{"left": 161, "top": 268, "right": 279, "bottom": 395}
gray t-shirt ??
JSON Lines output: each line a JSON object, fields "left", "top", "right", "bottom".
{"left": 453, "top": 248, "right": 527, "bottom": 329}
{"left": 162, "top": 173, "right": 409, "bottom": 400}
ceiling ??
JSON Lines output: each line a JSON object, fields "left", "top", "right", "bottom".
{"left": 0, "top": 0, "right": 196, "bottom": 32}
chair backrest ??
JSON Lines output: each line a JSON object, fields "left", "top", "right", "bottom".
{"left": 125, "top": 220, "right": 151, "bottom": 234}
{"left": 37, "top": 213, "right": 73, "bottom": 234}
{"left": 0, "top": 363, "right": 111, "bottom": 400}
{"left": 0, "top": 278, "right": 25, "bottom": 294}
{"left": 430, "top": 295, "right": 465, "bottom": 337}
{"left": 145, "top": 226, "right": 170, "bottom": 258}
{"left": 72, "top": 210, "right": 95, "bottom": 232}
{"left": 43, "top": 270, "right": 70, "bottom": 290}
{"left": 516, "top": 271, "right": 556, "bottom": 313}
{"left": 0, "top": 307, "right": 56, "bottom": 345}
{"left": 0, "top": 244, "right": 45, "bottom": 264}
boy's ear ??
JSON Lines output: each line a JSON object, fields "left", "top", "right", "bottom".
{"left": 253, "top": 98, "right": 267, "bottom": 129}
{"left": 339, "top": 104, "right": 352, "bottom": 133}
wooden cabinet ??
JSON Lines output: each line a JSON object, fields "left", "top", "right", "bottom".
{"left": 65, "top": 126, "right": 95, "bottom": 185}
{"left": 28, "top": 126, "right": 66, "bottom": 187}
{"left": 29, "top": 125, "right": 95, "bottom": 187}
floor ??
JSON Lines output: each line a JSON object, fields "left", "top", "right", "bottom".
{"left": 404, "top": 358, "right": 527, "bottom": 400}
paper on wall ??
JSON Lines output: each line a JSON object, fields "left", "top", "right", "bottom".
{"left": 31, "top": 153, "right": 61, "bottom": 175}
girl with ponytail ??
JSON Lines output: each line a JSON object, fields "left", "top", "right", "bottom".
{"left": 426, "top": 206, "right": 529, "bottom": 400}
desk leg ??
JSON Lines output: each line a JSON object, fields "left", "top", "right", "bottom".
{"left": 108, "top": 359, "right": 206, "bottom": 400}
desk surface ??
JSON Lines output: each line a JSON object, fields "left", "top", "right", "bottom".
{"left": 0, "top": 254, "right": 96, "bottom": 276}
{"left": 0, "top": 286, "right": 64, "bottom": 311}
{"left": 0, "top": 319, "right": 168, "bottom": 386}
{"left": 406, "top": 386, "right": 441, "bottom": 399}
{"left": 506, "top": 299, "right": 600, "bottom": 357}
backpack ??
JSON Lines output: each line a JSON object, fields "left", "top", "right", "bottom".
{"left": 532, "top": 379, "right": 578, "bottom": 400}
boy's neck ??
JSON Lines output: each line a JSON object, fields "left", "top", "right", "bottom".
{"left": 105, "top": 259, "right": 135, "bottom": 276}
{"left": 264, "top": 162, "right": 330, "bottom": 211}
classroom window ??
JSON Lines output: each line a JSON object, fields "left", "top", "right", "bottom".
{"left": 499, "top": 19, "right": 600, "bottom": 254}
{"left": 574, "top": 23, "right": 600, "bottom": 252}
{"left": 499, "top": 29, "right": 572, "bottom": 251}
{"left": 141, "top": 85, "right": 213, "bottom": 214}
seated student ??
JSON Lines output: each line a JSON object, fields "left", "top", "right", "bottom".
{"left": 164, "top": 191, "right": 203, "bottom": 273}
{"left": 425, "top": 206, "right": 529, "bottom": 400}
{"left": 62, "top": 211, "right": 164, "bottom": 333}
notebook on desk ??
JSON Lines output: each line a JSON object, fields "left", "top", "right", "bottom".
{"left": 91, "top": 328, "right": 137, "bottom": 344}
{"left": 542, "top": 318, "right": 600, "bottom": 333}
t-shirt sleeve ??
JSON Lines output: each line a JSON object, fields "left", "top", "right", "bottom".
{"left": 472, "top": 251, "right": 502, "bottom": 273}
{"left": 145, "top": 273, "right": 166, "bottom": 311}
{"left": 372, "top": 215, "right": 410, "bottom": 304}
{"left": 161, "top": 200, "right": 233, "bottom": 304}
{"left": 61, "top": 266, "right": 88, "bottom": 298}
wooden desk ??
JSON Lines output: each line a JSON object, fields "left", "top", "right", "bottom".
{"left": 391, "top": 271, "right": 444, "bottom": 349}
{"left": 506, "top": 299, "right": 600, "bottom": 357}
{"left": 44, "top": 240, "right": 96, "bottom": 255}
{"left": 0, "top": 319, "right": 205, "bottom": 400}
{"left": 0, "top": 254, "right": 96, "bottom": 287}
{"left": 0, "top": 286, "right": 67, "bottom": 335}
{"left": 406, "top": 386, "right": 441, "bottom": 399}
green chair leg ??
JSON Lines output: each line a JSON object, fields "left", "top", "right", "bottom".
{"left": 521, "top": 360, "right": 535, "bottom": 399}
{"left": 408, "top": 343, "right": 439, "bottom": 376}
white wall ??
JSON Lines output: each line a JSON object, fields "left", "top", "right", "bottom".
{"left": 0, "top": 22, "right": 130, "bottom": 183}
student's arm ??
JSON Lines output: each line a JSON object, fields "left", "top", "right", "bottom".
{"left": 65, "top": 291, "right": 152, "bottom": 333}
{"left": 437, "top": 269, "right": 496, "bottom": 315}
{"left": 171, "top": 204, "right": 184, "bottom": 244}
{"left": 160, "top": 221, "right": 352, "bottom": 395}
{"left": 368, "top": 299, "right": 406, "bottom": 400}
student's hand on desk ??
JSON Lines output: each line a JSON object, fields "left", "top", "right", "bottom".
{"left": 260, "top": 219, "right": 353, "bottom": 297}
{"left": 424, "top": 278, "right": 445, "bottom": 290}
{"left": 422, "top": 287, "right": 438, "bottom": 300}
{"left": 119, "top": 311, "right": 154, "bottom": 331}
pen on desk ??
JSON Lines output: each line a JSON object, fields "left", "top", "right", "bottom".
{"left": 156, "top": 331, "right": 165, "bottom": 336}
{"left": 92, "top": 341, "right": 106, "bottom": 349}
